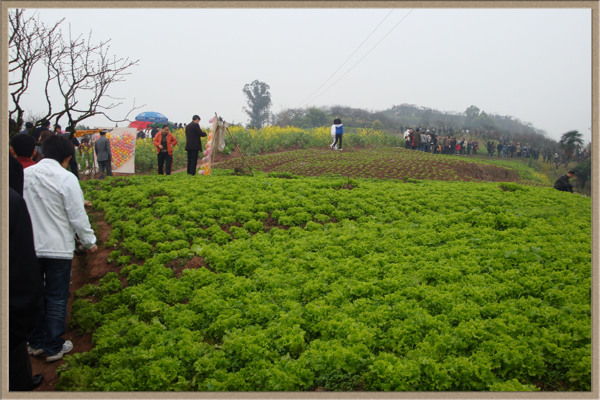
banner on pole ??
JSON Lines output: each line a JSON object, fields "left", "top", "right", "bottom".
{"left": 198, "top": 115, "right": 227, "bottom": 175}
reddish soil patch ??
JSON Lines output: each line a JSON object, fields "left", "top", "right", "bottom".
{"left": 168, "top": 255, "right": 208, "bottom": 277}
{"left": 29, "top": 210, "right": 213, "bottom": 391}
{"left": 446, "top": 160, "right": 517, "bottom": 182}
{"left": 212, "top": 147, "right": 520, "bottom": 182}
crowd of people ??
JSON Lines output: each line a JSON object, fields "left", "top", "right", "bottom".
{"left": 8, "top": 133, "right": 98, "bottom": 391}
{"left": 484, "top": 139, "right": 541, "bottom": 160}
{"left": 135, "top": 122, "right": 185, "bottom": 140}
{"left": 7, "top": 115, "right": 209, "bottom": 391}
{"left": 403, "top": 128, "right": 481, "bottom": 155}
{"left": 400, "top": 127, "right": 551, "bottom": 162}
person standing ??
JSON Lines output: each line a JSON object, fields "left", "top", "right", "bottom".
{"left": 430, "top": 133, "right": 438, "bottom": 154}
{"left": 32, "top": 120, "right": 52, "bottom": 161}
{"left": 9, "top": 187, "right": 44, "bottom": 390}
{"left": 94, "top": 130, "right": 112, "bottom": 178}
{"left": 54, "top": 124, "right": 66, "bottom": 137}
{"left": 10, "top": 133, "right": 37, "bottom": 170}
{"left": 150, "top": 125, "right": 159, "bottom": 139}
{"left": 332, "top": 118, "right": 344, "bottom": 150}
{"left": 23, "top": 135, "right": 98, "bottom": 363}
{"left": 32, "top": 120, "right": 51, "bottom": 143}
{"left": 185, "top": 115, "right": 207, "bottom": 175}
{"left": 413, "top": 128, "right": 421, "bottom": 151}
{"left": 153, "top": 125, "right": 178, "bottom": 175}
{"left": 329, "top": 118, "right": 340, "bottom": 149}
{"left": 403, "top": 128, "right": 412, "bottom": 149}
{"left": 10, "top": 154, "right": 24, "bottom": 197}
{"left": 66, "top": 127, "right": 80, "bottom": 180}
{"left": 19, "top": 122, "right": 34, "bottom": 136}
{"left": 554, "top": 171, "right": 576, "bottom": 193}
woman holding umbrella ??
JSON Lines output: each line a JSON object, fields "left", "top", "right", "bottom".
{"left": 153, "top": 125, "right": 178, "bottom": 175}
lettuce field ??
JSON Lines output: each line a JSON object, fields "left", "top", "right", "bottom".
{"left": 56, "top": 163, "right": 592, "bottom": 392}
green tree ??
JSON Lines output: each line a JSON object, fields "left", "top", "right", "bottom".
{"left": 572, "top": 158, "right": 591, "bottom": 189}
{"left": 304, "top": 107, "right": 329, "bottom": 128}
{"left": 473, "top": 112, "right": 496, "bottom": 135}
{"left": 558, "top": 130, "right": 584, "bottom": 161}
{"left": 243, "top": 80, "right": 272, "bottom": 129}
{"left": 464, "top": 105, "right": 480, "bottom": 120}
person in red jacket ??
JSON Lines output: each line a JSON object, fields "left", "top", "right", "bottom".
{"left": 153, "top": 125, "right": 178, "bottom": 175}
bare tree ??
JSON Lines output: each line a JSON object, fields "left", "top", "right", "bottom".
{"left": 43, "top": 25, "right": 141, "bottom": 131}
{"left": 8, "top": 9, "right": 143, "bottom": 135}
{"left": 8, "top": 9, "right": 63, "bottom": 134}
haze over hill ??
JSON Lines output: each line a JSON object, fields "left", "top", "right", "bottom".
{"left": 274, "top": 104, "right": 564, "bottom": 150}
{"left": 13, "top": 7, "right": 591, "bottom": 144}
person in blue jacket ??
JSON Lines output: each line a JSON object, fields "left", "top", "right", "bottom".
{"left": 330, "top": 118, "right": 343, "bottom": 150}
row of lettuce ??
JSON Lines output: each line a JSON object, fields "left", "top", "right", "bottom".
{"left": 56, "top": 172, "right": 592, "bottom": 391}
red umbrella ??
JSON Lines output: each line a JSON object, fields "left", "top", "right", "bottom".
{"left": 129, "top": 120, "right": 152, "bottom": 130}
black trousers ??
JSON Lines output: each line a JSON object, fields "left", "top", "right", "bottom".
{"left": 186, "top": 150, "right": 199, "bottom": 175}
{"left": 333, "top": 134, "right": 343, "bottom": 149}
{"left": 98, "top": 160, "right": 112, "bottom": 178}
{"left": 69, "top": 157, "right": 79, "bottom": 180}
{"left": 9, "top": 336, "right": 33, "bottom": 391}
{"left": 157, "top": 152, "right": 173, "bottom": 175}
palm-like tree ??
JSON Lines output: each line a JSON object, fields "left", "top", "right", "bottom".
{"left": 558, "top": 130, "right": 584, "bottom": 161}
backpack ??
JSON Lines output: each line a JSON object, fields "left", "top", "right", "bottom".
{"left": 335, "top": 125, "right": 343, "bottom": 134}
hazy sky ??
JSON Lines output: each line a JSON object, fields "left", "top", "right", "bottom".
{"left": 10, "top": 5, "right": 593, "bottom": 143}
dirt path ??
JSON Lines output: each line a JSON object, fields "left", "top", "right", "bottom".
{"left": 30, "top": 214, "right": 113, "bottom": 392}
{"left": 28, "top": 147, "right": 261, "bottom": 391}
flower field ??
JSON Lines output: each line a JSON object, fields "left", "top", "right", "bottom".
{"left": 128, "top": 126, "right": 401, "bottom": 174}
{"left": 56, "top": 168, "right": 592, "bottom": 391}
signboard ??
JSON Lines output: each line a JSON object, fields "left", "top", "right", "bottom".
{"left": 93, "top": 127, "right": 137, "bottom": 174}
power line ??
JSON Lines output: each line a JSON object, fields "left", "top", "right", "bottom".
{"left": 303, "top": 9, "right": 414, "bottom": 107}
{"left": 296, "top": 9, "right": 395, "bottom": 108}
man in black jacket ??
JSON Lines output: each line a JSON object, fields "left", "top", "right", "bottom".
{"left": 32, "top": 119, "right": 51, "bottom": 143}
{"left": 554, "top": 171, "right": 575, "bottom": 192}
{"left": 185, "top": 115, "right": 207, "bottom": 175}
{"left": 9, "top": 187, "right": 44, "bottom": 390}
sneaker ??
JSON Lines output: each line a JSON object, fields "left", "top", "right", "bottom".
{"left": 45, "top": 340, "right": 73, "bottom": 362}
{"left": 31, "top": 374, "right": 44, "bottom": 390}
{"left": 28, "top": 346, "right": 44, "bottom": 356}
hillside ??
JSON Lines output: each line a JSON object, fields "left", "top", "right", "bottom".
{"left": 274, "top": 104, "right": 557, "bottom": 151}
{"left": 29, "top": 147, "right": 591, "bottom": 392}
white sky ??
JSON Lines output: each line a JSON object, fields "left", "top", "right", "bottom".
{"left": 9, "top": 5, "right": 593, "bottom": 143}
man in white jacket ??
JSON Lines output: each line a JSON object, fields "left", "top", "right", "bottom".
{"left": 23, "top": 135, "right": 97, "bottom": 362}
